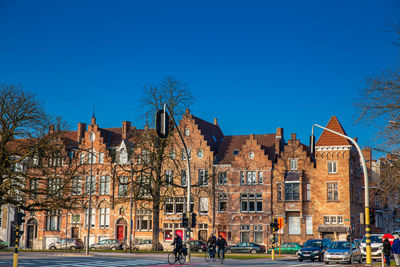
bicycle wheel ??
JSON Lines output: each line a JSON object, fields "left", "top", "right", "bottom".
{"left": 168, "top": 252, "right": 176, "bottom": 265}
{"left": 205, "top": 251, "right": 210, "bottom": 262}
{"left": 178, "top": 252, "right": 186, "bottom": 264}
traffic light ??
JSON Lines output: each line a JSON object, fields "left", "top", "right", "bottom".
{"left": 270, "top": 218, "right": 279, "bottom": 232}
{"left": 182, "top": 213, "right": 188, "bottom": 228}
{"left": 191, "top": 213, "right": 197, "bottom": 228}
{"left": 155, "top": 109, "right": 169, "bottom": 139}
{"left": 370, "top": 208, "right": 375, "bottom": 225}
{"left": 16, "top": 212, "right": 26, "bottom": 225}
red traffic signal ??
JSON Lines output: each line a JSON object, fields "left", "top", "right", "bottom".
{"left": 155, "top": 110, "right": 169, "bottom": 139}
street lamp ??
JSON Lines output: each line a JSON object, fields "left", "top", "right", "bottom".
{"left": 129, "top": 161, "right": 134, "bottom": 253}
{"left": 86, "top": 132, "right": 95, "bottom": 255}
{"left": 310, "top": 124, "right": 372, "bottom": 265}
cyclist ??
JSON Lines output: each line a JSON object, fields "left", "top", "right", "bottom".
{"left": 171, "top": 233, "right": 183, "bottom": 260}
{"left": 216, "top": 235, "right": 227, "bottom": 260}
{"left": 207, "top": 233, "right": 217, "bottom": 259}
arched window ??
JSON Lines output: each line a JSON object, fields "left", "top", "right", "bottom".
{"left": 119, "top": 207, "right": 125, "bottom": 215}
{"left": 99, "top": 201, "right": 110, "bottom": 228}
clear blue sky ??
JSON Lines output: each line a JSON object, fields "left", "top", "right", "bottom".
{"left": 1, "top": 0, "right": 399, "bottom": 154}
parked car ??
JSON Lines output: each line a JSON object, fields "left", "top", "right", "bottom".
{"left": 48, "top": 238, "right": 84, "bottom": 250}
{"left": 186, "top": 240, "right": 207, "bottom": 252}
{"left": 297, "top": 239, "right": 331, "bottom": 262}
{"left": 267, "top": 242, "right": 301, "bottom": 254}
{"left": 0, "top": 239, "right": 8, "bottom": 249}
{"left": 359, "top": 234, "right": 384, "bottom": 260}
{"left": 90, "top": 239, "right": 123, "bottom": 250}
{"left": 133, "top": 239, "right": 163, "bottom": 251}
{"left": 226, "top": 242, "right": 266, "bottom": 254}
{"left": 324, "top": 241, "right": 362, "bottom": 264}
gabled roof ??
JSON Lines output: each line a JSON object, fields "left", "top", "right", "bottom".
{"left": 315, "top": 116, "right": 351, "bottom": 146}
{"left": 192, "top": 115, "right": 224, "bottom": 152}
{"left": 215, "top": 134, "right": 276, "bottom": 164}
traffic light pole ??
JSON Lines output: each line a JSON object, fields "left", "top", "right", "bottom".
{"left": 162, "top": 104, "right": 192, "bottom": 262}
{"left": 311, "top": 124, "right": 372, "bottom": 265}
{"left": 13, "top": 205, "right": 21, "bottom": 267}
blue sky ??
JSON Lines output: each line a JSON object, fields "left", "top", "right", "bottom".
{"left": 1, "top": 0, "right": 399, "bottom": 154}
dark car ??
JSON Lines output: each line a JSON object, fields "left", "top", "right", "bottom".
{"left": 297, "top": 239, "right": 331, "bottom": 262}
{"left": 268, "top": 242, "right": 301, "bottom": 254}
{"left": 187, "top": 240, "right": 207, "bottom": 252}
{"left": 90, "top": 239, "right": 123, "bottom": 250}
{"left": 226, "top": 242, "right": 266, "bottom": 254}
{"left": 48, "top": 238, "right": 84, "bottom": 250}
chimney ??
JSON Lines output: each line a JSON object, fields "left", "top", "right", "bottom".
{"left": 185, "top": 109, "right": 190, "bottom": 115}
{"left": 122, "top": 121, "right": 131, "bottom": 139}
{"left": 91, "top": 112, "right": 96, "bottom": 125}
{"left": 49, "top": 125, "right": 55, "bottom": 133}
{"left": 291, "top": 133, "right": 297, "bottom": 140}
{"left": 214, "top": 118, "right": 218, "bottom": 125}
{"left": 354, "top": 137, "right": 358, "bottom": 143}
{"left": 276, "top": 128, "right": 283, "bottom": 139}
{"left": 77, "top": 123, "right": 86, "bottom": 143}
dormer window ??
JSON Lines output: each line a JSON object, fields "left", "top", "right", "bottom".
{"left": 184, "top": 128, "right": 190, "bottom": 136}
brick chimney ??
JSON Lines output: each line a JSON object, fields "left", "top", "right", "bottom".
{"left": 291, "top": 133, "right": 297, "bottom": 140}
{"left": 122, "top": 121, "right": 131, "bottom": 139}
{"left": 214, "top": 118, "right": 218, "bottom": 125}
{"left": 77, "top": 123, "right": 86, "bottom": 143}
{"left": 276, "top": 128, "right": 283, "bottom": 139}
{"left": 49, "top": 125, "right": 55, "bottom": 133}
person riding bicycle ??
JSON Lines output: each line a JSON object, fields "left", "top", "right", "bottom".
{"left": 207, "top": 233, "right": 217, "bottom": 258}
{"left": 171, "top": 234, "right": 183, "bottom": 259}
{"left": 216, "top": 235, "right": 227, "bottom": 259}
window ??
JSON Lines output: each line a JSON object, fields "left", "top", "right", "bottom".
{"left": 30, "top": 178, "right": 39, "bottom": 198}
{"left": 165, "top": 197, "right": 174, "bottom": 214}
{"left": 338, "top": 216, "right": 343, "bottom": 224}
{"left": 328, "top": 161, "right": 337, "bottom": 174}
{"left": 248, "top": 151, "right": 254, "bottom": 159}
{"left": 285, "top": 183, "right": 300, "bottom": 201}
{"left": 118, "top": 176, "right": 128, "bottom": 197}
{"left": 258, "top": 172, "right": 263, "bottom": 184}
{"left": 141, "top": 149, "right": 150, "bottom": 164}
{"left": 289, "top": 159, "right": 298, "bottom": 170}
{"left": 247, "top": 171, "right": 256, "bottom": 185}
{"left": 99, "top": 202, "right": 110, "bottom": 228}
{"left": 240, "top": 193, "right": 262, "bottom": 212}
{"left": 198, "top": 169, "right": 208, "bottom": 186}
{"left": 197, "top": 149, "right": 203, "bottom": 159}
{"left": 49, "top": 178, "right": 62, "bottom": 197}
{"left": 199, "top": 198, "right": 208, "bottom": 215}
{"left": 184, "top": 128, "right": 190, "bottom": 136}
{"left": 330, "top": 216, "right": 337, "bottom": 224}
{"left": 99, "top": 176, "right": 110, "bottom": 195}
{"left": 165, "top": 170, "right": 173, "bottom": 185}
{"left": 233, "top": 150, "right": 239, "bottom": 155}
{"left": 46, "top": 210, "right": 61, "bottom": 231}
{"left": 138, "top": 175, "right": 150, "bottom": 197}
{"left": 99, "top": 152, "right": 104, "bottom": 164}
{"left": 254, "top": 225, "right": 263, "bottom": 243}
{"left": 85, "top": 176, "right": 96, "bottom": 194}
{"left": 324, "top": 216, "right": 330, "bottom": 224}
{"left": 85, "top": 207, "right": 95, "bottom": 228}
{"left": 327, "top": 182, "right": 338, "bottom": 201}
{"left": 240, "top": 225, "right": 250, "bottom": 242}
{"left": 71, "top": 214, "right": 80, "bottom": 224}
{"left": 218, "top": 172, "right": 227, "bottom": 185}
{"left": 218, "top": 193, "right": 227, "bottom": 212}
{"left": 119, "top": 207, "right": 125, "bottom": 215}
{"left": 119, "top": 148, "right": 127, "bottom": 164}
{"left": 181, "top": 170, "right": 187, "bottom": 186}
{"left": 175, "top": 197, "right": 184, "bottom": 214}
{"left": 182, "top": 148, "right": 191, "bottom": 160}
{"left": 306, "top": 216, "right": 312, "bottom": 235}
{"left": 277, "top": 184, "right": 282, "bottom": 201}
{"left": 306, "top": 183, "right": 311, "bottom": 201}
{"left": 136, "top": 209, "right": 152, "bottom": 231}
{"left": 288, "top": 216, "right": 300, "bottom": 235}
{"left": 88, "top": 150, "right": 96, "bottom": 164}
{"left": 71, "top": 177, "right": 82, "bottom": 195}
{"left": 79, "top": 153, "right": 85, "bottom": 164}
{"left": 240, "top": 171, "right": 245, "bottom": 185}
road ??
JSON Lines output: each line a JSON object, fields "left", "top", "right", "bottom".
{"left": 0, "top": 253, "right": 369, "bottom": 267}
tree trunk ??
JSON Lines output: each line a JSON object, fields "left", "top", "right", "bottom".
{"left": 152, "top": 190, "right": 161, "bottom": 251}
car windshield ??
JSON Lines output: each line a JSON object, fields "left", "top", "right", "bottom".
{"left": 329, "top": 242, "right": 350, "bottom": 250}
{"left": 362, "top": 236, "right": 383, "bottom": 244}
{"left": 303, "top": 240, "right": 323, "bottom": 248}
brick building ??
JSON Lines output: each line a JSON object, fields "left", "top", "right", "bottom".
{"left": 8, "top": 112, "right": 382, "bottom": 249}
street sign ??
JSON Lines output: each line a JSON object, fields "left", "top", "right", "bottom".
{"left": 277, "top": 217, "right": 284, "bottom": 229}
{"left": 383, "top": 233, "right": 395, "bottom": 245}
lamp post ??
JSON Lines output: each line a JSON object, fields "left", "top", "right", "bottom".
{"left": 129, "top": 161, "right": 134, "bottom": 253}
{"left": 311, "top": 124, "right": 372, "bottom": 265}
{"left": 85, "top": 132, "right": 95, "bottom": 255}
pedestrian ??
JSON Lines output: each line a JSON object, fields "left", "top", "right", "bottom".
{"left": 383, "top": 237, "right": 392, "bottom": 266}
{"left": 392, "top": 235, "right": 400, "bottom": 266}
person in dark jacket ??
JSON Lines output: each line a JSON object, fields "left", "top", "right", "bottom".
{"left": 171, "top": 234, "right": 183, "bottom": 259}
{"left": 392, "top": 235, "right": 400, "bottom": 266}
{"left": 207, "top": 233, "right": 217, "bottom": 258}
{"left": 383, "top": 237, "right": 392, "bottom": 266}
{"left": 216, "top": 235, "right": 227, "bottom": 259}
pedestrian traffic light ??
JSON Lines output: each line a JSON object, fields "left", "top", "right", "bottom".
{"left": 191, "top": 213, "right": 197, "bottom": 228}
{"left": 182, "top": 213, "right": 188, "bottom": 228}
{"left": 155, "top": 109, "right": 169, "bottom": 139}
{"left": 370, "top": 208, "right": 375, "bottom": 225}
{"left": 16, "top": 212, "right": 25, "bottom": 225}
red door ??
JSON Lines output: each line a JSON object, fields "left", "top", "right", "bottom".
{"left": 117, "top": 225, "right": 124, "bottom": 240}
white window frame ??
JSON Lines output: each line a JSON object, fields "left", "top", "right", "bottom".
{"left": 289, "top": 158, "right": 298, "bottom": 170}
{"left": 328, "top": 161, "right": 337, "bottom": 174}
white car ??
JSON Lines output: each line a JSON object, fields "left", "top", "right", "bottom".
{"left": 359, "top": 234, "right": 384, "bottom": 260}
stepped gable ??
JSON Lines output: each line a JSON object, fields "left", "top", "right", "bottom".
{"left": 216, "top": 134, "right": 276, "bottom": 164}
{"left": 315, "top": 116, "right": 351, "bottom": 147}
{"left": 192, "top": 115, "right": 224, "bottom": 152}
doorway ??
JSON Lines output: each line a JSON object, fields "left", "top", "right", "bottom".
{"left": 26, "top": 218, "right": 38, "bottom": 249}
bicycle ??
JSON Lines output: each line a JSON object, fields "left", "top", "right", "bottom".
{"left": 168, "top": 249, "right": 186, "bottom": 265}
{"left": 205, "top": 247, "right": 216, "bottom": 262}
{"left": 216, "top": 247, "right": 226, "bottom": 264}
